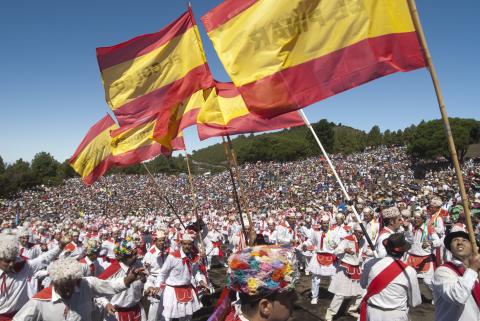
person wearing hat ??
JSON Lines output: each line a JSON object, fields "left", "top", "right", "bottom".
{"left": 0, "top": 234, "right": 70, "bottom": 321}
{"left": 428, "top": 197, "right": 447, "bottom": 266}
{"left": 360, "top": 233, "right": 421, "bottom": 321}
{"left": 262, "top": 219, "right": 278, "bottom": 245}
{"left": 433, "top": 226, "right": 480, "bottom": 321}
{"left": 325, "top": 224, "right": 365, "bottom": 320}
{"left": 79, "top": 238, "right": 105, "bottom": 277}
{"left": 12, "top": 257, "right": 146, "bottom": 321}
{"left": 152, "top": 232, "right": 207, "bottom": 321}
{"left": 215, "top": 245, "right": 299, "bottom": 321}
{"left": 205, "top": 224, "right": 228, "bottom": 270}
{"left": 143, "top": 230, "right": 169, "bottom": 321}
{"left": 329, "top": 213, "right": 351, "bottom": 246}
{"left": 405, "top": 210, "right": 442, "bottom": 296}
{"left": 304, "top": 216, "right": 337, "bottom": 305}
{"left": 17, "top": 228, "right": 41, "bottom": 260}
{"left": 61, "top": 230, "right": 84, "bottom": 260}
{"left": 96, "top": 239, "right": 147, "bottom": 321}
{"left": 376, "top": 207, "right": 403, "bottom": 258}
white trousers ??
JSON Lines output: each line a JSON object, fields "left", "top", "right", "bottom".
{"left": 311, "top": 274, "right": 330, "bottom": 299}
{"left": 327, "top": 294, "right": 362, "bottom": 316}
{"left": 147, "top": 299, "right": 165, "bottom": 321}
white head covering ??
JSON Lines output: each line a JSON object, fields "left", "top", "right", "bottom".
{"left": 430, "top": 197, "right": 442, "bottom": 207}
{"left": 0, "top": 234, "right": 19, "bottom": 260}
{"left": 382, "top": 207, "right": 400, "bottom": 219}
{"left": 48, "top": 258, "right": 83, "bottom": 284}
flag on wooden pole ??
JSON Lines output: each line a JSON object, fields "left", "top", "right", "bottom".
{"left": 196, "top": 82, "right": 305, "bottom": 140}
{"left": 202, "top": 0, "right": 426, "bottom": 118}
{"left": 69, "top": 114, "right": 119, "bottom": 185}
{"left": 97, "top": 7, "right": 214, "bottom": 140}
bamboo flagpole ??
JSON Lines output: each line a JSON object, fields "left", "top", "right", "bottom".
{"left": 299, "top": 110, "right": 377, "bottom": 255}
{"left": 221, "top": 136, "right": 249, "bottom": 243}
{"left": 225, "top": 134, "right": 254, "bottom": 229}
{"left": 184, "top": 152, "right": 206, "bottom": 250}
{"left": 407, "top": 0, "right": 478, "bottom": 252}
{"left": 142, "top": 163, "right": 186, "bottom": 230}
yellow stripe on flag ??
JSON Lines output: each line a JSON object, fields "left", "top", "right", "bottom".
{"left": 197, "top": 89, "right": 248, "bottom": 126}
{"left": 206, "top": 0, "right": 417, "bottom": 86}
{"left": 101, "top": 26, "right": 207, "bottom": 110}
{"left": 110, "top": 119, "right": 156, "bottom": 156}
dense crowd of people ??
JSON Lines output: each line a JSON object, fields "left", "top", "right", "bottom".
{"left": 0, "top": 146, "right": 479, "bottom": 321}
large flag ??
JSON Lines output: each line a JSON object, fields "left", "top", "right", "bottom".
{"left": 69, "top": 114, "right": 119, "bottom": 185}
{"left": 96, "top": 7, "right": 214, "bottom": 145}
{"left": 110, "top": 114, "right": 184, "bottom": 166}
{"left": 196, "top": 82, "right": 305, "bottom": 140}
{"left": 202, "top": 0, "right": 426, "bottom": 118}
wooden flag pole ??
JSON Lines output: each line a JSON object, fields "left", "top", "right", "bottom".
{"left": 407, "top": 0, "right": 478, "bottom": 252}
{"left": 226, "top": 134, "right": 254, "bottom": 229}
{"left": 300, "top": 110, "right": 377, "bottom": 255}
{"left": 221, "top": 136, "right": 249, "bottom": 243}
{"left": 142, "top": 163, "right": 186, "bottom": 230}
{"left": 185, "top": 152, "right": 205, "bottom": 250}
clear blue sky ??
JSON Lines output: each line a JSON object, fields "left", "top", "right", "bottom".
{"left": 1, "top": 0, "right": 479, "bottom": 164}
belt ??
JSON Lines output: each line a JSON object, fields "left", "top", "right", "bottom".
{"left": 367, "top": 303, "right": 402, "bottom": 311}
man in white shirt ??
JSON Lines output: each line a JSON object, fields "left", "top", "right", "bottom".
{"left": 361, "top": 233, "right": 422, "bottom": 321}
{"left": 143, "top": 230, "right": 169, "bottom": 321}
{"left": 325, "top": 224, "right": 365, "bottom": 320}
{"left": 96, "top": 239, "right": 147, "bottom": 321}
{"left": 375, "top": 207, "right": 403, "bottom": 258}
{"left": 12, "top": 258, "right": 145, "bottom": 321}
{"left": 0, "top": 234, "right": 69, "bottom": 321}
{"left": 433, "top": 227, "right": 480, "bottom": 321}
{"left": 153, "top": 232, "right": 207, "bottom": 321}
{"left": 304, "top": 216, "right": 337, "bottom": 305}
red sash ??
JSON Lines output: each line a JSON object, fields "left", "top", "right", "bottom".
{"left": 340, "top": 262, "right": 361, "bottom": 280}
{"left": 115, "top": 304, "right": 141, "bottom": 321}
{"left": 98, "top": 260, "right": 121, "bottom": 280}
{"left": 168, "top": 285, "right": 194, "bottom": 303}
{"left": 316, "top": 253, "right": 336, "bottom": 266}
{"left": 0, "top": 312, "right": 17, "bottom": 321}
{"left": 360, "top": 259, "right": 407, "bottom": 321}
{"left": 212, "top": 241, "right": 224, "bottom": 257}
{"left": 442, "top": 262, "right": 480, "bottom": 308}
{"left": 407, "top": 254, "right": 434, "bottom": 273}
{"left": 33, "top": 287, "right": 52, "bottom": 301}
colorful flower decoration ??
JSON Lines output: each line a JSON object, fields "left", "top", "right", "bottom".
{"left": 227, "top": 245, "right": 298, "bottom": 296}
{"left": 114, "top": 239, "right": 136, "bottom": 257}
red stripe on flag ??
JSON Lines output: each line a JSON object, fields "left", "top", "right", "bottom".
{"left": 110, "top": 114, "right": 157, "bottom": 137}
{"left": 178, "top": 108, "right": 200, "bottom": 131}
{"left": 96, "top": 10, "right": 194, "bottom": 71}
{"left": 82, "top": 157, "right": 114, "bottom": 186}
{"left": 197, "top": 111, "right": 304, "bottom": 140}
{"left": 214, "top": 81, "right": 240, "bottom": 98}
{"left": 238, "top": 32, "right": 426, "bottom": 118}
{"left": 112, "top": 143, "right": 170, "bottom": 167}
{"left": 202, "top": 0, "right": 258, "bottom": 33}
{"left": 113, "top": 64, "right": 214, "bottom": 126}
{"left": 69, "top": 115, "right": 116, "bottom": 164}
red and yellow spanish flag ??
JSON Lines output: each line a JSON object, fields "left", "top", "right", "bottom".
{"left": 202, "top": 0, "right": 426, "bottom": 118}
{"left": 196, "top": 82, "right": 305, "bottom": 140}
{"left": 96, "top": 7, "right": 214, "bottom": 132}
{"left": 109, "top": 114, "right": 184, "bottom": 166}
{"left": 69, "top": 114, "right": 119, "bottom": 185}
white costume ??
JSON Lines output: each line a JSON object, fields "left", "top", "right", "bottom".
{"left": 433, "top": 259, "right": 480, "bottom": 321}
{"left": 155, "top": 248, "right": 206, "bottom": 321}
{"left": 13, "top": 277, "right": 127, "bottom": 321}
{"left": 143, "top": 245, "right": 168, "bottom": 321}
{"left": 361, "top": 256, "right": 422, "bottom": 321}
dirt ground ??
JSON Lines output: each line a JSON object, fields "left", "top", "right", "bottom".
{"left": 193, "top": 265, "right": 435, "bottom": 321}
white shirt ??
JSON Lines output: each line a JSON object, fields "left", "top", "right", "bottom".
{"left": 361, "top": 256, "right": 421, "bottom": 311}
{"left": 433, "top": 259, "right": 480, "bottom": 321}
{"left": 13, "top": 277, "right": 127, "bottom": 321}
{"left": 408, "top": 224, "right": 442, "bottom": 256}
{"left": 305, "top": 229, "right": 335, "bottom": 253}
{"left": 0, "top": 247, "right": 61, "bottom": 314}
{"left": 156, "top": 249, "right": 205, "bottom": 287}
{"left": 96, "top": 262, "right": 144, "bottom": 309}
{"left": 375, "top": 227, "right": 395, "bottom": 258}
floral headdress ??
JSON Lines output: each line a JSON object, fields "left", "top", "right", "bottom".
{"left": 114, "top": 239, "right": 136, "bottom": 257}
{"left": 227, "top": 245, "right": 298, "bottom": 296}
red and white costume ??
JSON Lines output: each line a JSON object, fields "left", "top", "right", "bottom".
{"left": 155, "top": 248, "right": 206, "bottom": 321}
